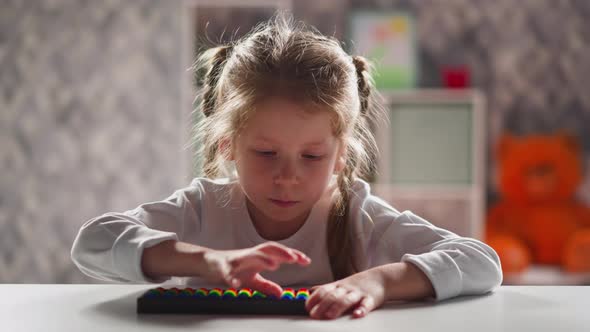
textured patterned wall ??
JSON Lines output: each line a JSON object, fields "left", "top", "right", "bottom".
{"left": 1, "top": 0, "right": 188, "bottom": 283}
{"left": 1, "top": 0, "right": 589, "bottom": 283}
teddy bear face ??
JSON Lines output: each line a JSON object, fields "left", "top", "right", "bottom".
{"left": 496, "top": 134, "right": 582, "bottom": 204}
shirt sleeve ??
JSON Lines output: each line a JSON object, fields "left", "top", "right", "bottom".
{"left": 70, "top": 180, "right": 203, "bottom": 283}
{"left": 350, "top": 181, "right": 503, "bottom": 301}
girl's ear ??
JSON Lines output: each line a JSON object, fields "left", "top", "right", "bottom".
{"left": 219, "top": 138, "right": 235, "bottom": 161}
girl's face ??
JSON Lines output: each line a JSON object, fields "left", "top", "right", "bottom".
{"left": 231, "top": 97, "right": 345, "bottom": 239}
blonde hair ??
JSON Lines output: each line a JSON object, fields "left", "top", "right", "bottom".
{"left": 192, "top": 12, "right": 382, "bottom": 280}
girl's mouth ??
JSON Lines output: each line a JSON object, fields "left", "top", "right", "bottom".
{"left": 269, "top": 199, "right": 299, "bottom": 207}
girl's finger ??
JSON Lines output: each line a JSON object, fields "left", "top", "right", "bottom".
{"left": 257, "top": 243, "right": 299, "bottom": 262}
{"left": 309, "top": 286, "right": 348, "bottom": 319}
{"left": 257, "top": 242, "right": 310, "bottom": 265}
{"left": 243, "top": 273, "right": 284, "bottom": 298}
{"left": 230, "top": 252, "right": 277, "bottom": 274}
{"left": 293, "top": 251, "right": 312, "bottom": 265}
{"left": 324, "top": 291, "right": 362, "bottom": 319}
{"left": 223, "top": 274, "right": 242, "bottom": 288}
{"left": 305, "top": 284, "right": 336, "bottom": 314}
{"left": 352, "top": 296, "right": 376, "bottom": 318}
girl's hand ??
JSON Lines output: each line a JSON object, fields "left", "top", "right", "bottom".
{"left": 305, "top": 269, "right": 386, "bottom": 320}
{"left": 200, "top": 242, "right": 311, "bottom": 297}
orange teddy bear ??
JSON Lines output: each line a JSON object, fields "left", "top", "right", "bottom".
{"left": 486, "top": 133, "right": 590, "bottom": 275}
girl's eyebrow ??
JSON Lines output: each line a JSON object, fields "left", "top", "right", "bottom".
{"left": 253, "top": 136, "right": 328, "bottom": 147}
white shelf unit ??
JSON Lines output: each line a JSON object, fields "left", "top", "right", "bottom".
{"left": 372, "top": 89, "right": 486, "bottom": 239}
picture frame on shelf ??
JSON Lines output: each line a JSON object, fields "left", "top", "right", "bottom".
{"left": 348, "top": 11, "right": 418, "bottom": 90}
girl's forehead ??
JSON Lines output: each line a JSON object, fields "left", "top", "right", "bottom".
{"left": 239, "top": 97, "right": 340, "bottom": 145}
{"left": 252, "top": 135, "right": 330, "bottom": 147}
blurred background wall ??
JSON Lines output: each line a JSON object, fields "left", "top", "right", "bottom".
{"left": 1, "top": 0, "right": 188, "bottom": 283}
{"left": 1, "top": 0, "right": 589, "bottom": 283}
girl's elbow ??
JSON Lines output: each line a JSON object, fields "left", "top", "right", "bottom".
{"left": 486, "top": 243, "right": 504, "bottom": 285}
{"left": 483, "top": 246, "right": 503, "bottom": 290}
{"left": 487, "top": 260, "right": 503, "bottom": 290}
{"left": 70, "top": 236, "right": 90, "bottom": 271}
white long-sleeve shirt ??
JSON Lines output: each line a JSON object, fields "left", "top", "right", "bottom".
{"left": 71, "top": 177, "right": 502, "bottom": 301}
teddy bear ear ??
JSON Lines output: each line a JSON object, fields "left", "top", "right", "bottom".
{"left": 556, "top": 130, "right": 580, "bottom": 153}
{"left": 497, "top": 133, "right": 516, "bottom": 160}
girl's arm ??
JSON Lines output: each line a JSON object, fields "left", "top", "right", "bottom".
{"left": 373, "top": 261, "right": 435, "bottom": 301}
{"left": 140, "top": 239, "right": 209, "bottom": 280}
{"left": 386, "top": 211, "right": 503, "bottom": 300}
{"left": 307, "top": 180, "right": 501, "bottom": 319}
{"left": 306, "top": 207, "right": 500, "bottom": 320}
{"left": 141, "top": 239, "right": 311, "bottom": 297}
{"left": 305, "top": 259, "right": 435, "bottom": 319}
{"left": 71, "top": 178, "right": 310, "bottom": 291}
{"left": 349, "top": 181, "right": 502, "bottom": 301}
{"left": 70, "top": 184, "right": 201, "bottom": 283}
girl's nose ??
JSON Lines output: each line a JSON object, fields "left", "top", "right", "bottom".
{"left": 274, "top": 160, "right": 299, "bottom": 185}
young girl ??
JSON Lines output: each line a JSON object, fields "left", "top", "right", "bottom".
{"left": 71, "top": 13, "right": 502, "bottom": 320}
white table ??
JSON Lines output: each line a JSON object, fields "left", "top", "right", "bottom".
{"left": 2, "top": 284, "right": 589, "bottom": 331}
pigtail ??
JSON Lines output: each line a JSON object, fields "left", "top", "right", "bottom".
{"left": 327, "top": 160, "right": 358, "bottom": 280}
{"left": 326, "top": 56, "right": 383, "bottom": 280}
{"left": 200, "top": 45, "right": 232, "bottom": 117}
{"left": 352, "top": 56, "right": 371, "bottom": 116}
{"left": 351, "top": 55, "right": 381, "bottom": 182}
{"left": 197, "top": 45, "right": 232, "bottom": 178}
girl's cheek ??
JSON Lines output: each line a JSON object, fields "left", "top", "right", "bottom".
{"left": 305, "top": 160, "right": 334, "bottom": 176}
{"left": 246, "top": 158, "right": 276, "bottom": 173}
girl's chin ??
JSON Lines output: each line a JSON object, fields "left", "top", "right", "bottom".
{"left": 246, "top": 198, "right": 310, "bottom": 223}
{"left": 265, "top": 210, "right": 303, "bottom": 222}
{"left": 264, "top": 206, "right": 311, "bottom": 222}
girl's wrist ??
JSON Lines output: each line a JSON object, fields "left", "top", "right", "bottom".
{"left": 375, "top": 262, "right": 435, "bottom": 302}
{"left": 141, "top": 240, "right": 211, "bottom": 279}
{"left": 174, "top": 241, "right": 211, "bottom": 277}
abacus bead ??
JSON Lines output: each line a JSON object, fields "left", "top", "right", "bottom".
{"left": 146, "top": 289, "right": 160, "bottom": 298}
{"left": 296, "top": 289, "right": 310, "bottom": 297}
{"left": 281, "top": 288, "right": 295, "bottom": 300}
{"left": 295, "top": 292, "right": 309, "bottom": 300}
{"left": 194, "top": 288, "right": 208, "bottom": 297}
{"left": 222, "top": 289, "right": 238, "bottom": 299}
{"left": 208, "top": 288, "right": 223, "bottom": 298}
{"left": 237, "top": 289, "right": 253, "bottom": 298}
{"left": 252, "top": 290, "right": 266, "bottom": 298}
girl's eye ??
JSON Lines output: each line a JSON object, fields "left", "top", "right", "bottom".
{"left": 254, "top": 150, "right": 323, "bottom": 161}
{"left": 303, "top": 154, "right": 323, "bottom": 161}
{"left": 256, "top": 150, "right": 276, "bottom": 157}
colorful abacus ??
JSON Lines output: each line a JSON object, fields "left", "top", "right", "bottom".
{"left": 137, "top": 287, "right": 310, "bottom": 315}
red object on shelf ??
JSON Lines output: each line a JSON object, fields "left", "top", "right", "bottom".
{"left": 442, "top": 65, "right": 470, "bottom": 89}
